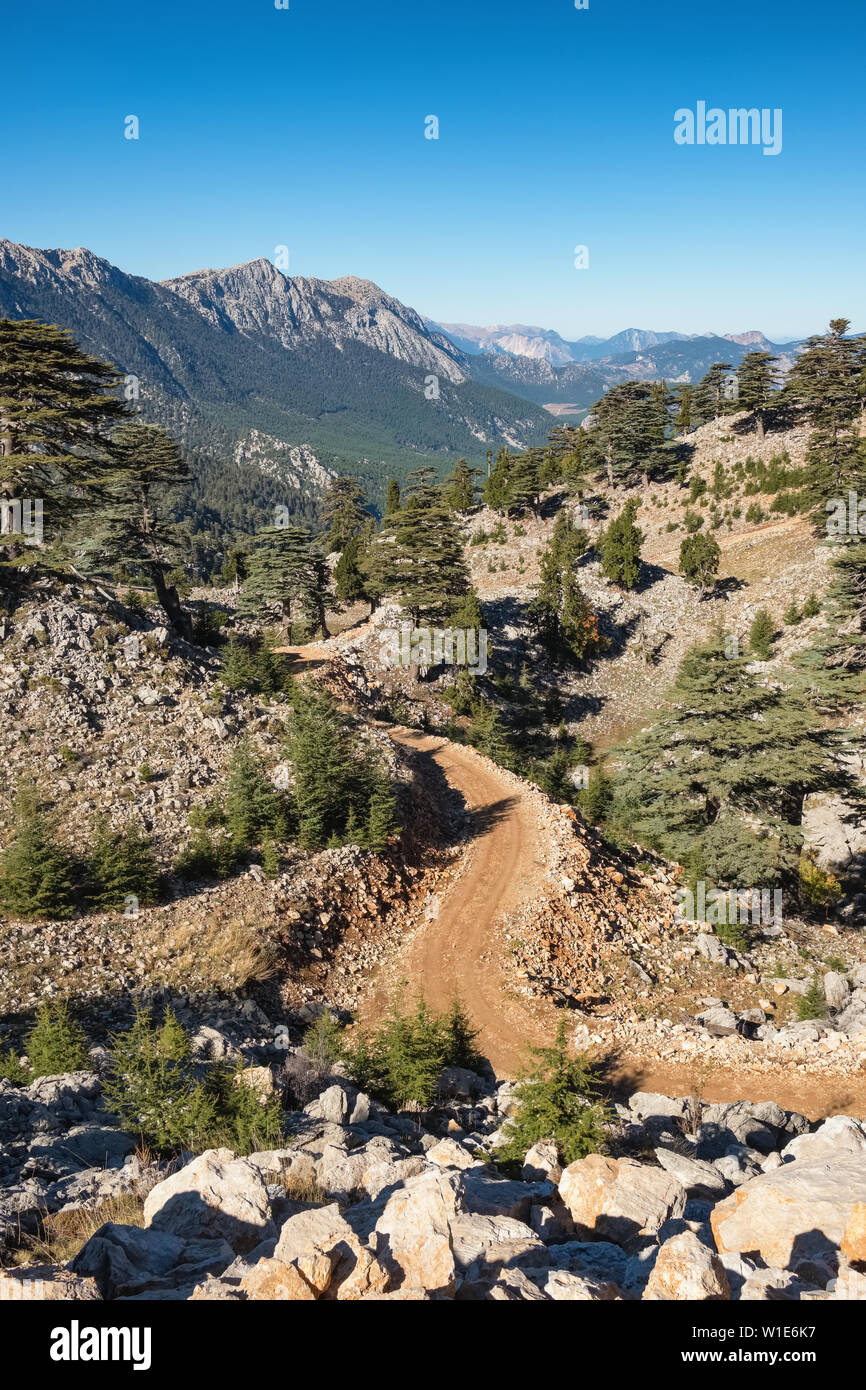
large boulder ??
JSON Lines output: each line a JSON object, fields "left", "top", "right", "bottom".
{"left": 544, "top": 1270, "right": 620, "bottom": 1300}
{"left": 711, "top": 1156, "right": 866, "bottom": 1267}
{"left": 273, "top": 1202, "right": 389, "bottom": 1300}
{"left": 558, "top": 1155, "right": 686, "bottom": 1245}
{"left": 71, "top": 1222, "right": 233, "bottom": 1299}
{"left": 522, "top": 1141, "right": 562, "bottom": 1184}
{"left": 781, "top": 1115, "right": 866, "bottom": 1165}
{"left": 841, "top": 1202, "right": 866, "bottom": 1262}
{"left": 654, "top": 1148, "right": 729, "bottom": 1201}
{"left": 374, "top": 1170, "right": 460, "bottom": 1295}
{"left": 643, "top": 1231, "right": 730, "bottom": 1301}
{"left": 450, "top": 1212, "right": 548, "bottom": 1281}
{"left": 143, "top": 1148, "right": 274, "bottom": 1253}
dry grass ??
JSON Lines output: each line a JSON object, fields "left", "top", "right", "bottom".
{"left": 160, "top": 904, "right": 277, "bottom": 992}
{"left": 9, "top": 1191, "right": 147, "bottom": 1268}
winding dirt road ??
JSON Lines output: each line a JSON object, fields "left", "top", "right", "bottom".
{"left": 356, "top": 729, "right": 559, "bottom": 1076}
{"left": 353, "top": 728, "right": 866, "bottom": 1119}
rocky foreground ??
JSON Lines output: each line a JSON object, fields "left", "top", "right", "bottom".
{"left": 2, "top": 1042, "right": 866, "bottom": 1302}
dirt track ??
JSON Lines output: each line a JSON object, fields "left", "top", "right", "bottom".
{"left": 353, "top": 728, "right": 866, "bottom": 1120}
{"left": 356, "top": 729, "right": 559, "bottom": 1075}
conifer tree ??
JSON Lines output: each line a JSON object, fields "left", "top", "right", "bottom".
{"left": 610, "top": 633, "right": 850, "bottom": 887}
{"left": 600, "top": 498, "right": 643, "bottom": 589}
{"left": 0, "top": 785, "right": 77, "bottom": 919}
{"left": 384, "top": 478, "right": 401, "bottom": 517}
{"left": 482, "top": 447, "right": 513, "bottom": 513}
{"left": 364, "top": 478, "right": 469, "bottom": 623}
{"left": 25, "top": 1001, "right": 89, "bottom": 1077}
{"left": 749, "top": 608, "right": 775, "bottom": 660}
{"left": 87, "top": 423, "right": 192, "bottom": 637}
{"left": 322, "top": 475, "right": 369, "bottom": 553}
{"left": 333, "top": 532, "right": 366, "bottom": 602}
{"left": 674, "top": 384, "right": 693, "bottom": 437}
{"left": 224, "top": 740, "right": 288, "bottom": 851}
{"left": 736, "top": 350, "right": 779, "bottom": 438}
{"left": 691, "top": 361, "right": 735, "bottom": 425}
{"left": 0, "top": 319, "right": 129, "bottom": 568}
{"left": 679, "top": 531, "right": 721, "bottom": 597}
{"left": 786, "top": 320, "right": 866, "bottom": 529}
{"left": 88, "top": 821, "right": 159, "bottom": 911}
{"left": 497, "top": 1020, "right": 609, "bottom": 1166}
{"left": 241, "top": 524, "right": 330, "bottom": 637}
{"left": 442, "top": 457, "right": 480, "bottom": 512}
{"left": 532, "top": 511, "right": 600, "bottom": 660}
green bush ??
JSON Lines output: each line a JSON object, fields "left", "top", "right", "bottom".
{"left": 0, "top": 786, "right": 78, "bottom": 920}
{"left": 344, "top": 997, "right": 480, "bottom": 1111}
{"left": 496, "top": 1021, "right": 609, "bottom": 1168}
{"left": 25, "top": 1002, "right": 90, "bottom": 1077}
{"left": 0, "top": 1048, "right": 29, "bottom": 1084}
{"left": 749, "top": 608, "right": 775, "bottom": 660}
{"left": 87, "top": 822, "right": 160, "bottom": 911}
{"left": 103, "top": 1007, "right": 283, "bottom": 1155}
{"left": 797, "top": 980, "right": 826, "bottom": 1022}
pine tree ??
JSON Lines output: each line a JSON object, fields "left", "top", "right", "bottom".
{"left": 497, "top": 1020, "right": 609, "bottom": 1166}
{"left": 25, "top": 1001, "right": 90, "bottom": 1077}
{"left": 241, "top": 524, "right": 330, "bottom": 637}
{"left": 0, "top": 319, "right": 129, "bottom": 568}
{"left": 467, "top": 701, "right": 515, "bottom": 768}
{"left": 322, "top": 475, "right": 370, "bottom": 553}
{"left": 482, "top": 448, "right": 513, "bottom": 513}
{"left": 531, "top": 510, "right": 598, "bottom": 659}
{"left": 578, "top": 766, "right": 612, "bottom": 826}
{"left": 600, "top": 498, "right": 643, "bottom": 589}
{"left": 84, "top": 423, "right": 191, "bottom": 637}
{"left": 679, "top": 531, "right": 721, "bottom": 597}
{"left": 736, "top": 350, "right": 779, "bottom": 438}
{"left": 691, "top": 362, "right": 735, "bottom": 425}
{"left": 586, "top": 382, "right": 669, "bottom": 486}
{"left": 384, "top": 478, "right": 401, "bottom": 517}
{"left": 440, "top": 998, "right": 481, "bottom": 1070}
{"left": 0, "top": 785, "right": 77, "bottom": 919}
{"left": 87, "top": 821, "right": 159, "bottom": 911}
{"left": 442, "top": 458, "right": 480, "bottom": 512}
{"left": 365, "top": 779, "right": 399, "bottom": 850}
{"left": 224, "top": 740, "right": 288, "bottom": 851}
{"left": 749, "top": 608, "right": 775, "bottom": 659}
{"left": 786, "top": 320, "right": 866, "bottom": 530}
{"left": 674, "top": 384, "right": 693, "bottom": 437}
{"left": 333, "top": 533, "right": 367, "bottom": 602}
{"left": 364, "top": 482, "right": 469, "bottom": 623}
{"left": 610, "top": 633, "right": 852, "bottom": 888}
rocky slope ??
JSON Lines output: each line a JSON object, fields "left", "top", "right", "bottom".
{"left": 3, "top": 1048, "right": 866, "bottom": 1302}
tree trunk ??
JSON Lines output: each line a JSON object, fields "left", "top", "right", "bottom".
{"left": 149, "top": 564, "right": 191, "bottom": 640}
{"left": 756, "top": 413, "right": 765, "bottom": 441}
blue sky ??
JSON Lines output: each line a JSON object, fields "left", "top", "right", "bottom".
{"left": 1, "top": 0, "right": 863, "bottom": 340}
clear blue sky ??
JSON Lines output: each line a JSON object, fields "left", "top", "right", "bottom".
{"left": 2, "top": 0, "right": 863, "bottom": 340}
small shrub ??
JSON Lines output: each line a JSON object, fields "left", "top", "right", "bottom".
{"left": 797, "top": 979, "right": 826, "bottom": 1022}
{"left": 0, "top": 1048, "right": 28, "bottom": 1084}
{"left": 26, "top": 1002, "right": 89, "bottom": 1077}
{"left": 496, "top": 1021, "right": 609, "bottom": 1169}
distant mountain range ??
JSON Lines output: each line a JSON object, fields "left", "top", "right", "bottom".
{"left": 432, "top": 320, "right": 786, "bottom": 366}
{"left": 0, "top": 240, "right": 550, "bottom": 524}
{"left": 428, "top": 320, "right": 801, "bottom": 411}
{"left": 0, "top": 239, "right": 807, "bottom": 533}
